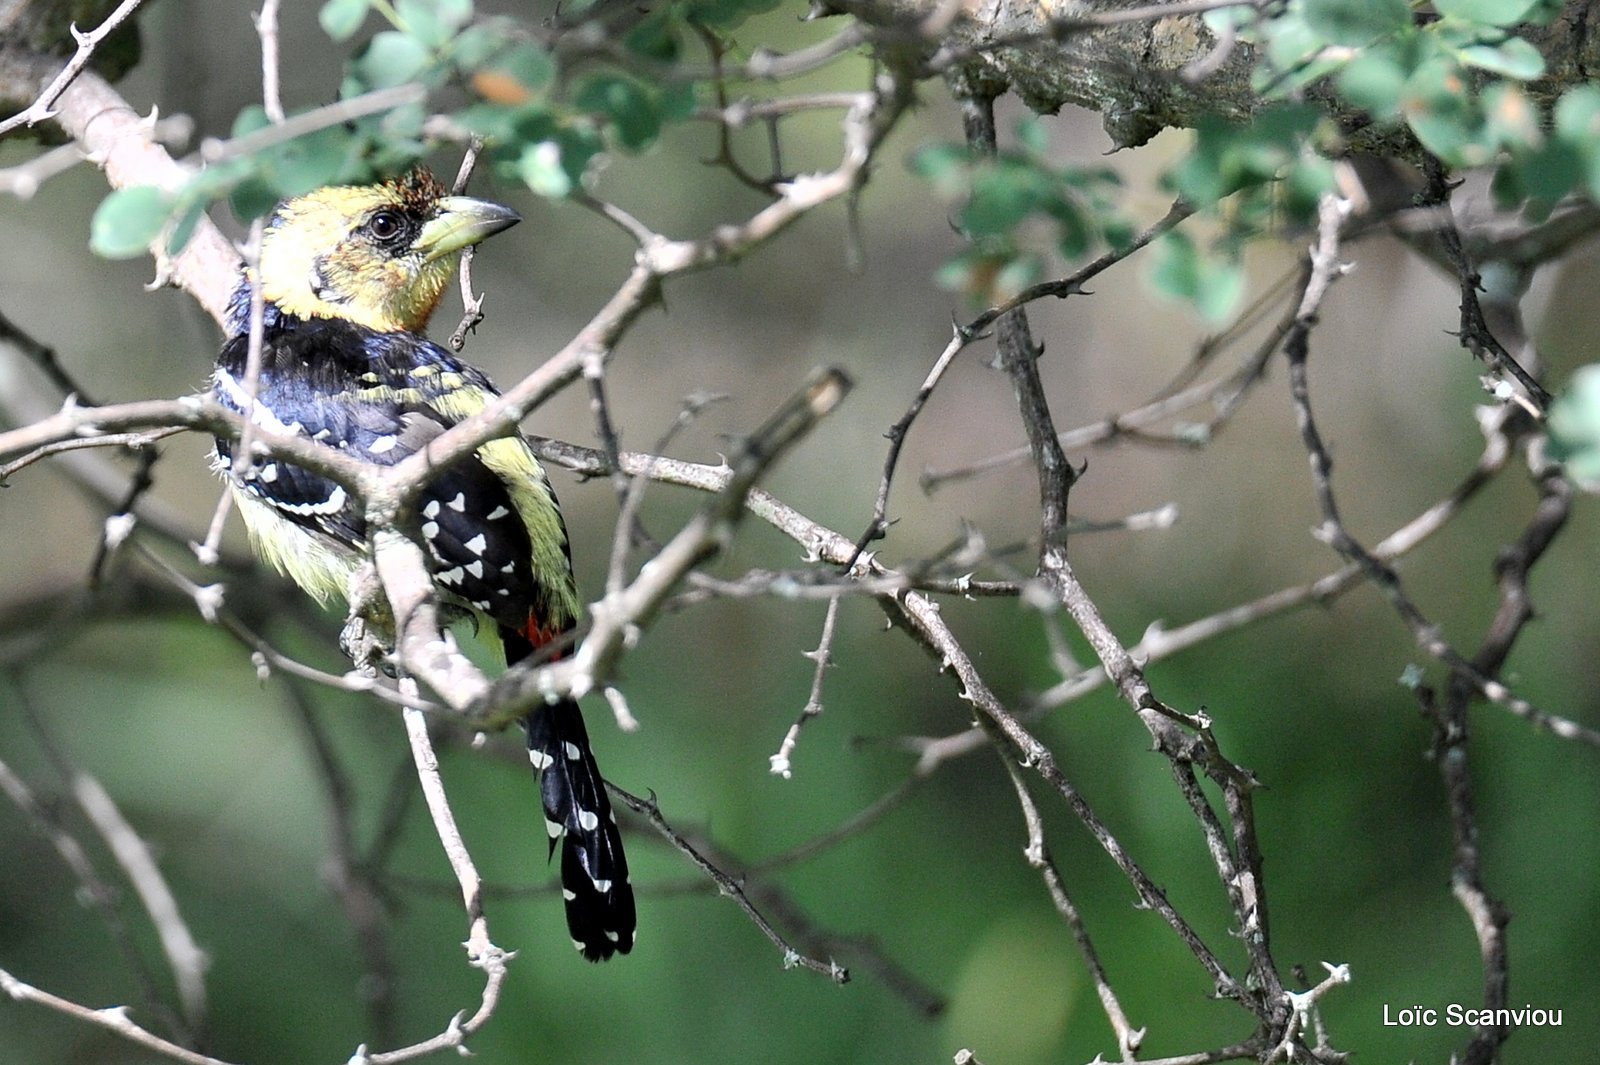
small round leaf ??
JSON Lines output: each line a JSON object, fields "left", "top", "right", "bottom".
{"left": 90, "top": 186, "right": 174, "bottom": 259}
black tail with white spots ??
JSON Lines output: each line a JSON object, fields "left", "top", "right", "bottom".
{"left": 522, "top": 698, "right": 635, "bottom": 961}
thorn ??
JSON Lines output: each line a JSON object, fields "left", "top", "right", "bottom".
{"left": 193, "top": 583, "right": 226, "bottom": 623}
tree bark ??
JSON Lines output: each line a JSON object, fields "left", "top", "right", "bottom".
{"left": 849, "top": 0, "right": 1600, "bottom": 150}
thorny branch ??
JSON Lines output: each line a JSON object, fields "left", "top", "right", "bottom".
{"left": 5, "top": 4, "right": 1599, "bottom": 1065}
{"left": 0, "top": 0, "right": 147, "bottom": 138}
{"left": 1417, "top": 468, "right": 1571, "bottom": 1065}
{"left": 610, "top": 785, "right": 849, "bottom": 985}
{"left": 1283, "top": 194, "right": 1597, "bottom": 747}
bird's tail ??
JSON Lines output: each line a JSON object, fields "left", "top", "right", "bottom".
{"left": 522, "top": 698, "right": 636, "bottom": 961}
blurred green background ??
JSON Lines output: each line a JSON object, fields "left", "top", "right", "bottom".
{"left": 3, "top": 2, "right": 1600, "bottom": 1063}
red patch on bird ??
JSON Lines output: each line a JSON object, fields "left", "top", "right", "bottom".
{"left": 524, "top": 619, "right": 566, "bottom": 651}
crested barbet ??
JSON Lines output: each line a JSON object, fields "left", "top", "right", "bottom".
{"left": 211, "top": 169, "right": 635, "bottom": 961}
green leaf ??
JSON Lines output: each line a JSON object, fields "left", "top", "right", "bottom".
{"left": 438, "top": 0, "right": 474, "bottom": 31}
{"left": 1553, "top": 85, "right": 1600, "bottom": 198}
{"left": 910, "top": 144, "right": 970, "bottom": 187}
{"left": 1336, "top": 42, "right": 1412, "bottom": 120}
{"left": 319, "top": 0, "right": 369, "bottom": 41}
{"left": 1547, "top": 364, "right": 1600, "bottom": 491}
{"left": 962, "top": 165, "right": 1042, "bottom": 237}
{"left": 1492, "top": 139, "right": 1581, "bottom": 207}
{"left": 993, "top": 252, "right": 1043, "bottom": 302}
{"left": 1433, "top": 0, "right": 1542, "bottom": 27}
{"left": 267, "top": 126, "right": 358, "bottom": 197}
{"left": 397, "top": 0, "right": 470, "bottom": 46}
{"left": 934, "top": 248, "right": 1010, "bottom": 303}
{"left": 659, "top": 81, "right": 698, "bottom": 123}
{"left": 395, "top": 3, "right": 444, "bottom": 48}
{"left": 351, "top": 30, "right": 432, "bottom": 90}
{"left": 1456, "top": 36, "right": 1544, "bottom": 79}
{"left": 1555, "top": 84, "right": 1600, "bottom": 145}
{"left": 1301, "top": 0, "right": 1411, "bottom": 46}
{"left": 452, "top": 20, "right": 513, "bottom": 69}
{"left": 574, "top": 74, "right": 661, "bottom": 150}
{"left": 1166, "top": 104, "right": 1322, "bottom": 206}
{"left": 231, "top": 104, "right": 273, "bottom": 140}
{"left": 492, "top": 42, "right": 555, "bottom": 93}
{"left": 1015, "top": 116, "right": 1049, "bottom": 156}
{"left": 165, "top": 199, "right": 210, "bottom": 256}
{"left": 555, "top": 126, "right": 604, "bottom": 187}
{"left": 1402, "top": 56, "right": 1491, "bottom": 165}
{"left": 90, "top": 186, "right": 174, "bottom": 259}
{"left": 229, "top": 176, "right": 283, "bottom": 222}
{"left": 1261, "top": 17, "right": 1332, "bottom": 85}
{"left": 1482, "top": 82, "right": 1542, "bottom": 151}
{"left": 1281, "top": 156, "right": 1335, "bottom": 222}
{"left": 455, "top": 102, "right": 528, "bottom": 142}
{"left": 1102, "top": 217, "right": 1135, "bottom": 252}
{"left": 625, "top": 9, "right": 684, "bottom": 61}
{"left": 1150, "top": 232, "right": 1244, "bottom": 323}
{"left": 1203, "top": 4, "right": 1257, "bottom": 34}
{"left": 686, "top": 0, "right": 782, "bottom": 31}
{"left": 516, "top": 139, "right": 572, "bottom": 197}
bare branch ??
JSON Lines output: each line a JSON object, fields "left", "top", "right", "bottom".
{"left": 0, "top": 967, "right": 238, "bottom": 1065}
{"left": 253, "top": 0, "right": 285, "bottom": 124}
{"left": 609, "top": 785, "right": 849, "bottom": 985}
{"left": 357, "top": 694, "right": 512, "bottom": 1064}
{"left": 473, "top": 369, "right": 851, "bottom": 727}
{"left": 769, "top": 596, "right": 841, "bottom": 779}
{"left": 0, "top": 0, "right": 147, "bottom": 137}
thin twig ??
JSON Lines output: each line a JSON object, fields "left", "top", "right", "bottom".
{"left": 0, "top": 303, "right": 98, "bottom": 404}
{"left": 284, "top": 682, "right": 399, "bottom": 1045}
{"left": 358, "top": 692, "right": 512, "bottom": 1064}
{"left": 1284, "top": 195, "right": 1597, "bottom": 746}
{"left": 197, "top": 219, "right": 267, "bottom": 566}
{"left": 253, "top": 0, "right": 286, "bottom": 124}
{"left": 998, "top": 755, "right": 1143, "bottom": 1059}
{"left": 0, "top": 428, "right": 179, "bottom": 484}
{"left": 861, "top": 199, "right": 1189, "bottom": 553}
{"left": 1420, "top": 469, "right": 1569, "bottom": 1065}
{"left": 447, "top": 139, "right": 488, "bottom": 352}
{"left": 1420, "top": 158, "right": 1551, "bottom": 412}
{"left": 769, "top": 596, "right": 841, "bottom": 779}
{"left": 72, "top": 771, "right": 211, "bottom": 1032}
{"left": 0, "top": 968, "right": 238, "bottom": 1065}
{"left": 0, "top": 737, "right": 190, "bottom": 1044}
{"left": 474, "top": 369, "right": 852, "bottom": 728}
{"left": 0, "top": 0, "right": 148, "bottom": 137}
{"left": 608, "top": 785, "right": 849, "bottom": 984}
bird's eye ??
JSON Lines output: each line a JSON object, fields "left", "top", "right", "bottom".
{"left": 368, "top": 211, "right": 403, "bottom": 243}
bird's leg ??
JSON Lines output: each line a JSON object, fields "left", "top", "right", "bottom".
{"left": 342, "top": 561, "right": 398, "bottom": 677}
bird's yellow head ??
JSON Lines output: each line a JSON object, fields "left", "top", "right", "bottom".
{"left": 252, "top": 169, "right": 521, "bottom": 334}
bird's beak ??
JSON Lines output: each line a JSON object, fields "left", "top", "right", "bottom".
{"left": 416, "top": 196, "right": 522, "bottom": 262}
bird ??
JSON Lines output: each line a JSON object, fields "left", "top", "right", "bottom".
{"left": 210, "top": 168, "right": 635, "bottom": 961}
